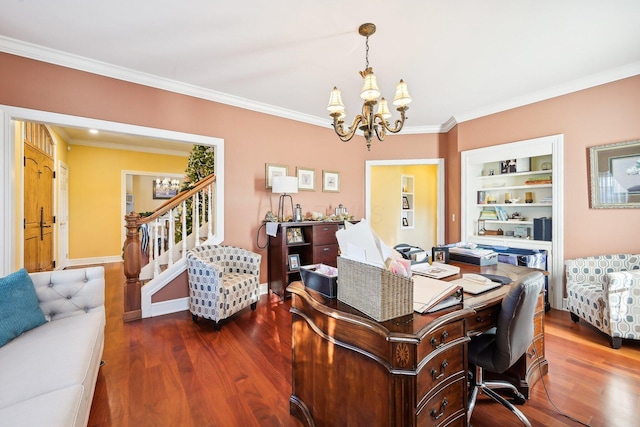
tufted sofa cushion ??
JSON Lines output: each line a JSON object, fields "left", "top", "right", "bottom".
{"left": 30, "top": 267, "right": 105, "bottom": 321}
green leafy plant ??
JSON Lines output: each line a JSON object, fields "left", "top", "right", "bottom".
{"left": 176, "top": 145, "right": 215, "bottom": 242}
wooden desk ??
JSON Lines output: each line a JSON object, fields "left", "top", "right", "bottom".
{"left": 288, "top": 262, "right": 547, "bottom": 427}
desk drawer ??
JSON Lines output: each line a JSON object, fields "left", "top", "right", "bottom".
{"left": 417, "top": 344, "right": 465, "bottom": 403}
{"left": 313, "top": 244, "right": 338, "bottom": 266}
{"left": 416, "top": 375, "right": 466, "bottom": 427}
{"left": 313, "top": 224, "right": 339, "bottom": 246}
{"left": 468, "top": 305, "right": 501, "bottom": 335}
{"left": 418, "top": 320, "right": 465, "bottom": 361}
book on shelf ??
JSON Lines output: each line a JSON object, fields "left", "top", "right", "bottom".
{"left": 478, "top": 207, "right": 498, "bottom": 220}
{"left": 411, "top": 262, "right": 460, "bottom": 279}
{"left": 495, "top": 206, "right": 509, "bottom": 221}
{"left": 413, "top": 275, "right": 463, "bottom": 314}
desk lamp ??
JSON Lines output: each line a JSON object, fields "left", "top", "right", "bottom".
{"left": 272, "top": 176, "right": 298, "bottom": 222}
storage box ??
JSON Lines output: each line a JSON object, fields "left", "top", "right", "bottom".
{"left": 300, "top": 264, "right": 338, "bottom": 298}
{"left": 336, "top": 257, "right": 413, "bottom": 322}
{"left": 449, "top": 251, "right": 498, "bottom": 266}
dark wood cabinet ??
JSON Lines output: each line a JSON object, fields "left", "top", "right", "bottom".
{"left": 267, "top": 221, "right": 341, "bottom": 299}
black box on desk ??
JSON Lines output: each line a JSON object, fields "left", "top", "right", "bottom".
{"left": 449, "top": 250, "right": 498, "bottom": 266}
{"left": 300, "top": 264, "right": 338, "bottom": 298}
{"left": 533, "top": 218, "right": 552, "bottom": 241}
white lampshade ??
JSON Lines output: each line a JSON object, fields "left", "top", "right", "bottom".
{"left": 376, "top": 97, "right": 391, "bottom": 119}
{"left": 327, "top": 87, "right": 346, "bottom": 115}
{"left": 392, "top": 79, "right": 412, "bottom": 107}
{"left": 360, "top": 72, "right": 381, "bottom": 101}
{"left": 272, "top": 175, "right": 298, "bottom": 194}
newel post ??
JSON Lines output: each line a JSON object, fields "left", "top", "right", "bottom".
{"left": 123, "top": 212, "right": 142, "bottom": 321}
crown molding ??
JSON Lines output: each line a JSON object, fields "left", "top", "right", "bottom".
{"left": 2, "top": 35, "right": 639, "bottom": 133}
{"left": 69, "top": 139, "right": 190, "bottom": 157}
{"left": 453, "top": 61, "right": 640, "bottom": 124}
{"left": 0, "top": 36, "right": 328, "bottom": 128}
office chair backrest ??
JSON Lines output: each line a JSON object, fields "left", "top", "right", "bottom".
{"left": 493, "top": 271, "right": 545, "bottom": 373}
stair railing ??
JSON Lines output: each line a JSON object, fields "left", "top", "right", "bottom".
{"left": 123, "top": 173, "right": 216, "bottom": 321}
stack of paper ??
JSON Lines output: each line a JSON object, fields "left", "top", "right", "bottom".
{"left": 412, "top": 275, "right": 462, "bottom": 314}
{"left": 411, "top": 263, "right": 460, "bottom": 279}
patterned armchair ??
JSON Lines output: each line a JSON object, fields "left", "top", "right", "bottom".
{"left": 186, "top": 245, "right": 261, "bottom": 330}
{"left": 566, "top": 254, "right": 640, "bottom": 348}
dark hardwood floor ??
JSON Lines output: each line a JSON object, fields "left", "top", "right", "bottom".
{"left": 88, "top": 263, "right": 640, "bottom": 427}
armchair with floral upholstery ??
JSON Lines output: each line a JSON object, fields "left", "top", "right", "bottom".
{"left": 565, "top": 254, "right": 640, "bottom": 349}
{"left": 186, "top": 245, "right": 261, "bottom": 330}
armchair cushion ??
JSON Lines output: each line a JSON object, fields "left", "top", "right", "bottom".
{"left": 187, "top": 245, "right": 261, "bottom": 326}
{"left": 566, "top": 254, "right": 640, "bottom": 348}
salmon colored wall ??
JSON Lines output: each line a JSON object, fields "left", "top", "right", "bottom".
{"left": 452, "top": 75, "right": 640, "bottom": 259}
{"left": 66, "top": 145, "right": 186, "bottom": 258}
{"left": 2, "top": 52, "right": 638, "bottom": 279}
{"left": 0, "top": 53, "right": 444, "bottom": 282}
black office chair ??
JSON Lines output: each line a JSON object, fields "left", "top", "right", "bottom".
{"left": 467, "top": 271, "right": 544, "bottom": 427}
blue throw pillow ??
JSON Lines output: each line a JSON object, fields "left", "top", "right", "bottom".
{"left": 0, "top": 268, "right": 47, "bottom": 347}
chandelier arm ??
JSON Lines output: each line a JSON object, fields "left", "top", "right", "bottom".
{"left": 375, "top": 108, "right": 408, "bottom": 134}
{"left": 332, "top": 115, "right": 363, "bottom": 142}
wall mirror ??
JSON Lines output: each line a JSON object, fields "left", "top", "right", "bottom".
{"left": 589, "top": 138, "right": 640, "bottom": 209}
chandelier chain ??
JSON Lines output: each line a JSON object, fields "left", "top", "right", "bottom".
{"left": 365, "top": 36, "right": 370, "bottom": 70}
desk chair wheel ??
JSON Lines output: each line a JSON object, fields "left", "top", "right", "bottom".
{"left": 512, "top": 391, "right": 526, "bottom": 405}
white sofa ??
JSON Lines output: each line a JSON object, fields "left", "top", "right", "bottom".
{"left": 0, "top": 267, "right": 105, "bottom": 427}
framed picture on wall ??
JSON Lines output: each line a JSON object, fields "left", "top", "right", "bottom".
{"left": 322, "top": 170, "right": 340, "bottom": 192}
{"left": 265, "top": 163, "right": 288, "bottom": 189}
{"left": 296, "top": 167, "right": 315, "bottom": 191}
{"left": 152, "top": 179, "right": 180, "bottom": 199}
{"left": 589, "top": 139, "right": 640, "bottom": 208}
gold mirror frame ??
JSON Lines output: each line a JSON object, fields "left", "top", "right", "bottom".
{"left": 589, "top": 139, "right": 640, "bottom": 208}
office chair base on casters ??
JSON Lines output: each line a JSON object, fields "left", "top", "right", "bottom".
{"left": 468, "top": 380, "right": 531, "bottom": 427}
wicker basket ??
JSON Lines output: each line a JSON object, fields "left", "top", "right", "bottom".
{"left": 337, "top": 257, "right": 413, "bottom": 322}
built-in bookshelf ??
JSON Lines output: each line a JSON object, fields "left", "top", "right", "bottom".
{"left": 461, "top": 135, "right": 564, "bottom": 310}
{"left": 401, "top": 174, "right": 414, "bottom": 229}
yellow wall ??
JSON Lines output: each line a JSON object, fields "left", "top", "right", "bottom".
{"left": 370, "top": 165, "right": 438, "bottom": 251}
{"left": 66, "top": 145, "right": 187, "bottom": 258}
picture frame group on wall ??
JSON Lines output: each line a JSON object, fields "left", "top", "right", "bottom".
{"left": 322, "top": 170, "right": 340, "bottom": 192}
{"left": 265, "top": 163, "right": 288, "bottom": 189}
{"left": 589, "top": 138, "right": 640, "bottom": 209}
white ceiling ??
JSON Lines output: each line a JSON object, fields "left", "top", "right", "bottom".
{"left": 2, "top": 0, "right": 640, "bottom": 136}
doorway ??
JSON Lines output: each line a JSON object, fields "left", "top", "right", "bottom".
{"left": 0, "top": 105, "right": 224, "bottom": 276}
{"left": 365, "top": 159, "right": 445, "bottom": 252}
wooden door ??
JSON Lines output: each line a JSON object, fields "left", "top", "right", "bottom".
{"left": 23, "top": 123, "right": 55, "bottom": 272}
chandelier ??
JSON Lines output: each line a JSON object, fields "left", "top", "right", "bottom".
{"left": 155, "top": 178, "right": 180, "bottom": 192}
{"left": 327, "top": 23, "right": 412, "bottom": 151}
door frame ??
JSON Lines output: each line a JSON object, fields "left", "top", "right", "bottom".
{"left": 0, "top": 105, "right": 225, "bottom": 276}
{"left": 365, "top": 158, "right": 446, "bottom": 246}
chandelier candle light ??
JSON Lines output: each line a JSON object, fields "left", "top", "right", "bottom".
{"left": 327, "top": 23, "right": 412, "bottom": 151}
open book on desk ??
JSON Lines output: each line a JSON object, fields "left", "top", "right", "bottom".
{"left": 413, "top": 275, "right": 463, "bottom": 314}
{"left": 411, "top": 262, "right": 460, "bottom": 279}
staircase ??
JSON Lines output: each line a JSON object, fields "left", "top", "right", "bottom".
{"left": 122, "top": 173, "right": 218, "bottom": 321}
